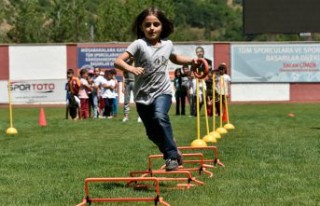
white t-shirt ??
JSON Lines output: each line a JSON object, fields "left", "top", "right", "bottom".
{"left": 216, "top": 74, "right": 231, "bottom": 95}
{"left": 93, "top": 75, "right": 105, "bottom": 96}
{"left": 100, "top": 78, "right": 116, "bottom": 98}
{"left": 127, "top": 38, "right": 174, "bottom": 105}
{"left": 93, "top": 75, "right": 105, "bottom": 87}
{"left": 191, "top": 79, "right": 206, "bottom": 102}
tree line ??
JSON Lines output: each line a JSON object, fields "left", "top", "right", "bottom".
{"left": 0, "top": 0, "right": 317, "bottom": 43}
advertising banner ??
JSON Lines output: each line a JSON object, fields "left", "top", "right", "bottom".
{"left": 168, "top": 44, "right": 213, "bottom": 71}
{"left": 231, "top": 44, "right": 320, "bottom": 82}
{"left": 77, "top": 44, "right": 213, "bottom": 71}
{"left": 77, "top": 47, "right": 127, "bottom": 69}
{"left": 1, "top": 79, "right": 67, "bottom": 104}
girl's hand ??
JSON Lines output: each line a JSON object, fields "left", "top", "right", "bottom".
{"left": 191, "top": 58, "right": 200, "bottom": 68}
{"left": 129, "top": 66, "right": 144, "bottom": 76}
{"left": 191, "top": 58, "right": 209, "bottom": 79}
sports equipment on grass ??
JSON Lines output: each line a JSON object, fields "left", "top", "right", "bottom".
{"left": 6, "top": 80, "right": 17, "bottom": 135}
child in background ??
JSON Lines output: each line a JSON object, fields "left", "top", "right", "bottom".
{"left": 78, "top": 69, "right": 92, "bottom": 119}
{"left": 114, "top": 7, "right": 200, "bottom": 171}
{"left": 66, "top": 69, "right": 81, "bottom": 120}
{"left": 190, "top": 73, "right": 205, "bottom": 117}
{"left": 87, "top": 69, "right": 94, "bottom": 117}
{"left": 92, "top": 67, "right": 105, "bottom": 118}
{"left": 111, "top": 69, "right": 119, "bottom": 117}
{"left": 122, "top": 57, "right": 136, "bottom": 122}
{"left": 101, "top": 70, "right": 116, "bottom": 119}
{"left": 188, "top": 72, "right": 195, "bottom": 116}
{"left": 98, "top": 71, "right": 106, "bottom": 117}
{"left": 173, "top": 68, "right": 186, "bottom": 115}
{"left": 181, "top": 65, "right": 190, "bottom": 110}
{"left": 205, "top": 70, "right": 214, "bottom": 117}
{"left": 215, "top": 63, "right": 231, "bottom": 120}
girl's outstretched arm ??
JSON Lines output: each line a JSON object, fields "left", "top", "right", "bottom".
{"left": 114, "top": 52, "right": 144, "bottom": 76}
{"left": 170, "top": 53, "right": 196, "bottom": 66}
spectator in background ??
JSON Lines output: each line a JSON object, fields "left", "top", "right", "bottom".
{"left": 215, "top": 63, "right": 231, "bottom": 120}
{"left": 122, "top": 57, "right": 136, "bottom": 122}
{"left": 188, "top": 72, "right": 195, "bottom": 116}
{"left": 78, "top": 69, "right": 92, "bottom": 119}
{"left": 195, "top": 46, "right": 212, "bottom": 71}
{"left": 181, "top": 65, "right": 194, "bottom": 116}
{"left": 205, "top": 70, "right": 214, "bottom": 117}
{"left": 181, "top": 65, "right": 190, "bottom": 113}
{"left": 87, "top": 69, "right": 94, "bottom": 117}
{"left": 173, "top": 68, "right": 186, "bottom": 115}
{"left": 66, "top": 69, "right": 81, "bottom": 120}
{"left": 191, "top": 72, "right": 205, "bottom": 117}
{"left": 98, "top": 71, "right": 106, "bottom": 117}
{"left": 110, "top": 69, "right": 119, "bottom": 117}
{"left": 92, "top": 67, "right": 105, "bottom": 118}
{"left": 101, "top": 70, "right": 116, "bottom": 119}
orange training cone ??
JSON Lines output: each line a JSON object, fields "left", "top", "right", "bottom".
{"left": 39, "top": 108, "right": 47, "bottom": 126}
{"left": 222, "top": 108, "right": 227, "bottom": 123}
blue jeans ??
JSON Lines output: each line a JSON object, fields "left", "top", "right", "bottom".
{"left": 113, "top": 96, "right": 118, "bottom": 116}
{"left": 136, "top": 94, "right": 178, "bottom": 160}
{"left": 103, "top": 98, "right": 114, "bottom": 117}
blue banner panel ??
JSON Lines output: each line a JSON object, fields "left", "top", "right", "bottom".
{"left": 231, "top": 44, "right": 320, "bottom": 82}
{"left": 77, "top": 47, "right": 126, "bottom": 69}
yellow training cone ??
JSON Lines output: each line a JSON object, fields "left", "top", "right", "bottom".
{"left": 191, "top": 139, "right": 208, "bottom": 147}
{"left": 216, "top": 127, "right": 227, "bottom": 134}
{"left": 6, "top": 127, "right": 18, "bottom": 135}
{"left": 224, "top": 123, "right": 235, "bottom": 130}
{"left": 209, "top": 131, "right": 221, "bottom": 139}
{"left": 203, "top": 134, "right": 217, "bottom": 143}
{"left": 190, "top": 79, "right": 207, "bottom": 147}
{"left": 6, "top": 80, "right": 18, "bottom": 135}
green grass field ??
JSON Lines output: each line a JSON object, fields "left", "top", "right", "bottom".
{"left": 0, "top": 103, "right": 319, "bottom": 206}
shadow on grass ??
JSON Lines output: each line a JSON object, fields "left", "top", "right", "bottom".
{"left": 95, "top": 182, "right": 153, "bottom": 193}
{"left": 310, "top": 127, "right": 320, "bottom": 130}
{"left": 97, "top": 183, "right": 125, "bottom": 190}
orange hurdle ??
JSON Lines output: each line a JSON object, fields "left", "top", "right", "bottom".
{"left": 76, "top": 177, "right": 170, "bottom": 206}
{"left": 129, "top": 169, "right": 204, "bottom": 189}
{"left": 142, "top": 153, "right": 214, "bottom": 177}
{"left": 178, "top": 146, "right": 225, "bottom": 168}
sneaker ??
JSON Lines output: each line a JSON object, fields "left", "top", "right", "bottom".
{"left": 107, "top": 116, "right": 113, "bottom": 119}
{"left": 137, "top": 117, "right": 142, "bottom": 123}
{"left": 165, "top": 159, "right": 179, "bottom": 171}
{"left": 122, "top": 117, "right": 128, "bottom": 122}
{"left": 98, "top": 116, "right": 106, "bottom": 119}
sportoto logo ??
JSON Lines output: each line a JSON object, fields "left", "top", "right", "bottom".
{"left": 10, "top": 81, "right": 55, "bottom": 93}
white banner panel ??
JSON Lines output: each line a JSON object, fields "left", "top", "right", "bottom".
{"left": 0, "top": 79, "right": 66, "bottom": 104}
{"left": 0, "top": 81, "right": 9, "bottom": 103}
{"left": 9, "top": 45, "right": 67, "bottom": 80}
{"left": 231, "top": 83, "right": 290, "bottom": 101}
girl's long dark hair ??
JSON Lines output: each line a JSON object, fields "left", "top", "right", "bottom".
{"left": 132, "top": 7, "right": 174, "bottom": 39}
